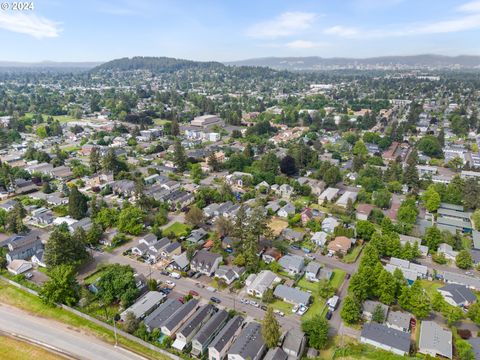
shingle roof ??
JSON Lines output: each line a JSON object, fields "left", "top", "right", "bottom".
{"left": 439, "top": 283, "right": 477, "bottom": 305}
{"left": 419, "top": 321, "right": 452, "bottom": 359}
{"left": 273, "top": 285, "right": 311, "bottom": 305}
{"left": 361, "top": 323, "right": 410, "bottom": 353}
{"left": 228, "top": 322, "right": 265, "bottom": 359}
{"left": 209, "top": 315, "right": 244, "bottom": 352}
{"left": 193, "top": 309, "right": 229, "bottom": 345}
{"left": 144, "top": 298, "right": 182, "bottom": 330}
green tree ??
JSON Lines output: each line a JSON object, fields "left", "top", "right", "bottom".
{"left": 68, "top": 185, "right": 88, "bottom": 220}
{"left": 472, "top": 209, "right": 480, "bottom": 230}
{"left": 89, "top": 146, "right": 101, "bottom": 174}
{"left": 44, "top": 226, "right": 89, "bottom": 268}
{"left": 301, "top": 315, "right": 329, "bottom": 350}
{"left": 341, "top": 296, "right": 361, "bottom": 324}
{"left": 185, "top": 205, "right": 204, "bottom": 227}
{"left": 261, "top": 307, "right": 280, "bottom": 348}
{"left": 118, "top": 205, "right": 145, "bottom": 235}
{"left": 371, "top": 304, "right": 386, "bottom": 323}
{"left": 123, "top": 311, "right": 139, "bottom": 334}
{"left": 467, "top": 302, "right": 480, "bottom": 325}
{"left": 173, "top": 139, "right": 187, "bottom": 172}
{"left": 352, "top": 140, "right": 368, "bottom": 157}
{"left": 375, "top": 270, "right": 397, "bottom": 305}
{"left": 96, "top": 264, "right": 139, "bottom": 307}
{"left": 456, "top": 250, "right": 473, "bottom": 269}
{"left": 317, "top": 279, "right": 335, "bottom": 299}
{"left": 422, "top": 185, "right": 441, "bottom": 213}
{"left": 323, "top": 166, "right": 342, "bottom": 187}
{"left": 6, "top": 202, "right": 27, "bottom": 234}
{"left": 262, "top": 288, "right": 275, "bottom": 303}
{"left": 39, "top": 264, "right": 79, "bottom": 306}
{"left": 423, "top": 226, "right": 442, "bottom": 252}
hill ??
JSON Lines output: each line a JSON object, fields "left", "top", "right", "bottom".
{"left": 226, "top": 54, "right": 480, "bottom": 70}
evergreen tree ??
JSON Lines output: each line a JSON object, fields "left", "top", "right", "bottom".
{"left": 68, "top": 185, "right": 88, "bottom": 220}
{"left": 173, "top": 139, "right": 187, "bottom": 172}
{"left": 171, "top": 118, "right": 180, "bottom": 136}
{"left": 44, "top": 226, "right": 89, "bottom": 268}
{"left": 89, "top": 146, "right": 101, "bottom": 174}
{"left": 208, "top": 152, "right": 220, "bottom": 171}
{"left": 262, "top": 307, "right": 280, "bottom": 348}
{"left": 39, "top": 264, "right": 79, "bottom": 306}
{"left": 341, "top": 296, "right": 361, "bottom": 324}
{"left": 301, "top": 315, "right": 329, "bottom": 350}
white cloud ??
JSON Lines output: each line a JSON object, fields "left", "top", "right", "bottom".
{"left": 0, "top": 12, "right": 60, "bottom": 38}
{"left": 247, "top": 11, "right": 316, "bottom": 39}
{"left": 324, "top": 26, "right": 358, "bottom": 38}
{"left": 285, "top": 40, "right": 327, "bottom": 49}
{"left": 457, "top": 1, "right": 480, "bottom": 13}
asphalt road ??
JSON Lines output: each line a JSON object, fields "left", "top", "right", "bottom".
{"left": 0, "top": 304, "right": 145, "bottom": 360}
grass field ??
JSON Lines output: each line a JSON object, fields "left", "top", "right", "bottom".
{"left": 83, "top": 266, "right": 110, "bottom": 285}
{"left": 270, "top": 299, "right": 292, "bottom": 313}
{"left": 0, "top": 281, "right": 170, "bottom": 360}
{"left": 0, "top": 335, "right": 65, "bottom": 360}
{"left": 153, "top": 119, "right": 171, "bottom": 125}
{"left": 298, "top": 277, "right": 318, "bottom": 292}
{"left": 24, "top": 113, "right": 78, "bottom": 123}
{"left": 342, "top": 245, "right": 363, "bottom": 264}
{"left": 163, "top": 222, "right": 190, "bottom": 237}
{"left": 418, "top": 279, "right": 443, "bottom": 299}
{"left": 331, "top": 269, "right": 347, "bottom": 289}
{"left": 268, "top": 217, "right": 288, "bottom": 236}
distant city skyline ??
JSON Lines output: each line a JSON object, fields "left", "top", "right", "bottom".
{"left": 1, "top": 0, "right": 480, "bottom": 62}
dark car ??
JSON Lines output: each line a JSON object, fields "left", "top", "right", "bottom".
{"left": 346, "top": 273, "right": 351, "bottom": 279}
{"left": 290, "top": 244, "right": 300, "bottom": 251}
{"left": 160, "top": 288, "right": 171, "bottom": 294}
{"left": 161, "top": 270, "right": 170, "bottom": 276}
{"left": 193, "top": 272, "right": 202, "bottom": 279}
{"left": 325, "top": 310, "right": 333, "bottom": 320}
{"left": 187, "top": 270, "right": 196, "bottom": 277}
{"left": 210, "top": 297, "right": 221, "bottom": 304}
{"left": 260, "top": 305, "right": 267, "bottom": 311}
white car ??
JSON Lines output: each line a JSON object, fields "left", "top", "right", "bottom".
{"left": 170, "top": 272, "right": 181, "bottom": 279}
{"left": 25, "top": 272, "right": 33, "bottom": 279}
{"left": 305, "top": 254, "right": 315, "bottom": 260}
{"left": 297, "top": 305, "right": 308, "bottom": 316}
{"left": 292, "top": 304, "right": 300, "bottom": 313}
{"left": 165, "top": 280, "right": 176, "bottom": 288}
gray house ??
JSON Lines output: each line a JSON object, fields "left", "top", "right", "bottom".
{"left": 385, "top": 311, "right": 411, "bottom": 333}
{"left": 282, "top": 329, "right": 306, "bottom": 360}
{"left": 418, "top": 321, "right": 452, "bottom": 359}
{"left": 438, "top": 283, "right": 477, "bottom": 308}
{"left": 190, "top": 250, "right": 223, "bottom": 276}
{"left": 273, "top": 285, "right": 311, "bottom": 306}
{"left": 191, "top": 309, "right": 229, "bottom": 357}
{"left": 278, "top": 254, "right": 304, "bottom": 275}
{"left": 5, "top": 232, "right": 43, "bottom": 264}
{"left": 161, "top": 299, "right": 200, "bottom": 337}
{"left": 120, "top": 291, "right": 165, "bottom": 322}
{"left": 208, "top": 315, "right": 244, "bottom": 360}
{"left": 228, "top": 322, "right": 266, "bottom": 360}
{"left": 144, "top": 298, "right": 183, "bottom": 332}
{"left": 360, "top": 323, "right": 411, "bottom": 356}
{"left": 172, "top": 304, "right": 216, "bottom": 351}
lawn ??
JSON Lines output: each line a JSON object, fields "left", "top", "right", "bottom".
{"left": 342, "top": 244, "right": 363, "bottom": 264}
{"left": 270, "top": 299, "right": 292, "bottom": 314}
{"left": 0, "top": 335, "right": 65, "bottom": 360}
{"left": 418, "top": 279, "right": 443, "bottom": 299}
{"left": 330, "top": 269, "right": 347, "bottom": 290}
{"left": 268, "top": 217, "right": 288, "bottom": 236}
{"left": 24, "top": 113, "right": 77, "bottom": 123}
{"left": 83, "top": 266, "right": 110, "bottom": 285}
{"left": 303, "top": 296, "right": 326, "bottom": 320}
{"left": 0, "top": 281, "right": 170, "bottom": 360}
{"left": 163, "top": 222, "right": 190, "bottom": 237}
{"left": 298, "top": 277, "right": 318, "bottom": 292}
{"left": 153, "top": 119, "right": 170, "bottom": 125}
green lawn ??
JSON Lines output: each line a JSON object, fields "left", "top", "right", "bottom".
{"left": 419, "top": 279, "right": 443, "bottom": 299}
{"left": 330, "top": 269, "right": 347, "bottom": 289}
{"left": 0, "top": 335, "right": 65, "bottom": 360}
{"left": 0, "top": 281, "right": 170, "bottom": 360}
{"left": 83, "top": 267, "right": 110, "bottom": 285}
{"left": 298, "top": 277, "right": 318, "bottom": 292}
{"left": 303, "top": 296, "right": 326, "bottom": 320}
{"left": 163, "top": 222, "right": 190, "bottom": 237}
{"left": 153, "top": 119, "right": 170, "bottom": 125}
{"left": 24, "top": 113, "right": 78, "bottom": 123}
{"left": 270, "top": 299, "right": 292, "bottom": 314}
{"left": 342, "top": 244, "right": 363, "bottom": 264}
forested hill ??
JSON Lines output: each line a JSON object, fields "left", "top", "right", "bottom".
{"left": 92, "top": 56, "right": 225, "bottom": 73}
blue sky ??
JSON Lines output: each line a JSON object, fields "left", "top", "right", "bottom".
{"left": 1, "top": 0, "right": 480, "bottom": 62}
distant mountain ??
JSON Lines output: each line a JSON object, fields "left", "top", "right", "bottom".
{"left": 226, "top": 55, "right": 480, "bottom": 70}
{"left": 92, "top": 56, "right": 225, "bottom": 73}
{"left": 0, "top": 61, "right": 101, "bottom": 68}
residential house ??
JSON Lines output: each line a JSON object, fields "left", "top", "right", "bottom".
{"left": 304, "top": 262, "right": 332, "bottom": 282}
{"left": 360, "top": 323, "right": 411, "bottom": 356}
{"left": 278, "top": 254, "right": 304, "bottom": 275}
{"left": 5, "top": 232, "right": 43, "bottom": 264}
{"left": 399, "top": 234, "right": 429, "bottom": 257}
{"left": 246, "top": 270, "right": 281, "bottom": 298}
{"left": 362, "top": 300, "right": 389, "bottom": 321}
{"left": 281, "top": 329, "right": 306, "bottom": 360}
{"left": 300, "top": 208, "right": 313, "bottom": 224}
{"left": 277, "top": 184, "right": 294, "bottom": 199}
{"left": 386, "top": 311, "right": 411, "bottom": 333}
{"left": 228, "top": 322, "right": 266, "bottom": 360}
{"left": 278, "top": 203, "right": 295, "bottom": 218}
{"left": 172, "top": 304, "right": 216, "bottom": 351}
{"left": 318, "top": 187, "right": 340, "bottom": 204}
{"left": 311, "top": 231, "right": 328, "bottom": 247}
{"left": 187, "top": 228, "right": 209, "bottom": 244}
{"left": 31, "top": 250, "right": 46, "bottom": 268}
{"left": 322, "top": 217, "right": 339, "bottom": 234}
{"left": 437, "top": 243, "right": 458, "bottom": 261}
{"left": 208, "top": 316, "right": 244, "bottom": 360}
{"left": 30, "top": 208, "right": 54, "bottom": 227}
{"left": 336, "top": 191, "right": 358, "bottom": 208}
{"left": 0, "top": 199, "right": 18, "bottom": 212}
{"left": 191, "top": 309, "right": 229, "bottom": 357}
{"left": 281, "top": 228, "right": 304, "bottom": 242}
{"left": 327, "top": 236, "right": 352, "bottom": 254}
{"left": 273, "top": 285, "right": 311, "bottom": 306}
{"left": 120, "top": 291, "right": 166, "bottom": 321}
{"left": 356, "top": 204, "right": 374, "bottom": 221}
{"left": 144, "top": 299, "right": 183, "bottom": 332}
{"left": 215, "top": 265, "right": 244, "bottom": 285}
{"left": 438, "top": 284, "right": 477, "bottom": 308}
{"left": 438, "top": 271, "right": 480, "bottom": 291}
{"left": 264, "top": 348, "right": 287, "bottom": 360}
{"left": 161, "top": 299, "right": 200, "bottom": 337}
{"left": 418, "top": 321, "right": 452, "bottom": 359}
{"left": 262, "top": 248, "right": 282, "bottom": 264}
{"left": 190, "top": 250, "right": 223, "bottom": 276}
{"left": 170, "top": 252, "right": 190, "bottom": 272}
{"left": 226, "top": 172, "right": 253, "bottom": 188}
{"left": 385, "top": 257, "right": 428, "bottom": 285}
{"left": 7, "top": 259, "right": 32, "bottom": 275}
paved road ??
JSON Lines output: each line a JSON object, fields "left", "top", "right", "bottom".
{"left": 417, "top": 256, "right": 480, "bottom": 276}
{"left": 0, "top": 304, "right": 145, "bottom": 360}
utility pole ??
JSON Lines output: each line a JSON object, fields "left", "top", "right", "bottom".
{"left": 113, "top": 314, "right": 120, "bottom": 346}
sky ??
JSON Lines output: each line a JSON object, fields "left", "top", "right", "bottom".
{"left": 1, "top": 0, "right": 480, "bottom": 62}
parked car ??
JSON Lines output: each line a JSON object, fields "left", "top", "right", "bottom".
{"left": 160, "top": 288, "right": 171, "bottom": 294}
{"left": 206, "top": 286, "right": 217, "bottom": 292}
{"left": 165, "top": 280, "right": 176, "bottom": 288}
{"left": 170, "top": 272, "right": 181, "bottom": 279}
{"left": 325, "top": 310, "right": 333, "bottom": 320}
{"left": 292, "top": 304, "right": 300, "bottom": 313}
{"left": 161, "top": 270, "right": 169, "bottom": 276}
{"left": 305, "top": 254, "right": 315, "bottom": 260}
{"left": 297, "top": 305, "right": 308, "bottom": 316}
{"left": 193, "top": 272, "right": 202, "bottom": 279}
{"left": 187, "top": 270, "right": 196, "bottom": 277}
{"left": 189, "top": 290, "right": 199, "bottom": 297}
{"left": 273, "top": 309, "right": 285, "bottom": 317}
{"left": 25, "top": 272, "right": 33, "bottom": 279}
{"left": 290, "top": 245, "right": 300, "bottom": 251}
{"left": 210, "top": 297, "right": 221, "bottom": 304}
{"left": 195, "top": 283, "right": 204, "bottom": 288}
{"left": 178, "top": 297, "right": 185, "bottom": 304}
{"left": 260, "top": 305, "right": 267, "bottom": 311}
{"left": 346, "top": 273, "right": 351, "bottom": 279}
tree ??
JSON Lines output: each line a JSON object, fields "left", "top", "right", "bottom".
{"left": 417, "top": 135, "right": 443, "bottom": 158}
{"left": 96, "top": 264, "right": 139, "bottom": 307}
{"left": 215, "top": 216, "right": 233, "bottom": 237}
{"left": 352, "top": 140, "right": 368, "bottom": 157}
{"left": 173, "top": 139, "right": 187, "bottom": 172}
{"left": 341, "top": 296, "right": 361, "bottom": 324}
{"left": 68, "top": 185, "right": 88, "bottom": 220}
{"left": 399, "top": 281, "right": 431, "bottom": 319}
{"left": 423, "top": 226, "right": 442, "bottom": 252}
{"left": 467, "top": 302, "right": 480, "bottom": 325}
{"left": 279, "top": 155, "right": 297, "bottom": 176}
{"left": 261, "top": 307, "right": 280, "bottom": 348}
{"left": 147, "top": 278, "right": 158, "bottom": 291}
{"left": 262, "top": 288, "right": 274, "bottom": 303}
{"left": 123, "top": 311, "right": 139, "bottom": 334}
{"left": 375, "top": 270, "right": 397, "bottom": 305}
{"left": 463, "top": 178, "right": 480, "bottom": 210}
{"left": 422, "top": 185, "right": 441, "bottom": 213}
{"left": 185, "top": 205, "right": 204, "bottom": 227}
{"left": 6, "top": 202, "right": 27, "bottom": 234}
{"left": 373, "top": 189, "right": 392, "bottom": 209}
{"left": 118, "top": 205, "right": 145, "bottom": 235}
{"left": 102, "top": 148, "right": 120, "bottom": 174}
{"left": 301, "top": 315, "right": 329, "bottom": 350}
{"left": 207, "top": 152, "right": 220, "bottom": 172}
{"left": 323, "top": 166, "right": 342, "bottom": 187}
{"left": 456, "top": 339, "right": 475, "bottom": 360}
{"left": 89, "top": 146, "right": 101, "bottom": 174}
{"left": 317, "top": 279, "right": 335, "bottom": 299}
{"left": 44, "top": 226, "right": 89, "bottom": 268}
{"left": 39, "top": 265, "right": 79, "bottom": 306}
{"left": 371, "top": 304, "right": 386, "bottom": 323}
{"left": 356, "top": 221, "right": 376, "bottom": 241}
{"left": 472, "top": 209, "right": 480, "bottom": 231}
{"left": 456, "top": 250, "right": 473, "bottom": 269}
